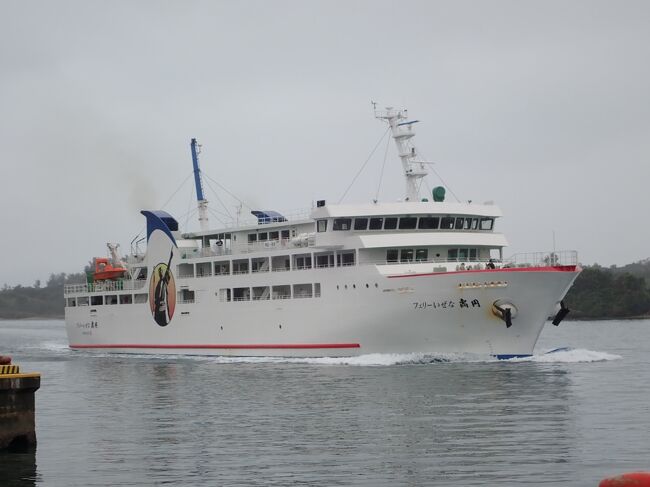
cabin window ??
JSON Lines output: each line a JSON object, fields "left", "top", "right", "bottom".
{"left": 134, "top": 294, "right": 147, "bottom": 304}
{"left": 258, "top": 232, "right": 268, "bottom": 241}
{"left": 214, "top": 260, "right": 230, "bottom": 275}
{"left": 252, "top": 286, "right": 270, "bottom": 301}
{"left": 218, "top": 288, "right": 231, "bottom": 302}
{"left": 281, "top": 229, "right": 290, "bottom": 239}
{"left": 384, "top": 217, "right": 398, "bottom": 230}
{"left": 418, "top": 217, "right": 439, "bottom": 229}
{"left": 233, "top": 288, "right": 250, "bottom": 301}
{"left": 448, "top": 249, "right": 458, "bottom": 261}
{"left": 77, "top": 296, "right": 89, "bottom": 306}
{"left": 196, "top": 262, "right": 211, "bottom": 277}
{"left": 177, "top": 263, "right": 194, "bottom": 278}
{"left": 317, "top": 220, "right": 328, "bottom": 232}
{"left": 369, "top": 217, "right": 383, "bottom": 230}
{"left": 251, "top": 257, "right": 269, "bottom": 273}
{"left": 294, "top": 254, "right": 312, "bottom": 270}
{"left": 248, "top": 234, "right": 257, "bottom": 243}
{"left": 337, "top": 251, "right": 355, "bottom": 267}
{"left": 315, "top": 252, "right": 334, "bottom": 268}
{"left": 480, "top": 218, "right": 494, "bottom": 230}
{"left": 463, "top": 218, "right": 472, "bottom": 230}
{"left": 454, "top": 218, "right": 464, "bottom": 230}
{"left": 459, "top": 248, "right": 469, "bottom": 261}
{"left": 354, "top": 218, "right": 368, "bottom": 230}
{"left": 178, "top": 289, "right": 195, "bottom": 303}
{"left": 471, "top": 218, "right": 479, "bottom": 230}
{"left": 440, "top": 217, "right": 455, "bottom": 229}
{"left": 333, "top": 218, "right": 352, "bottom": 231}
{"left": 232, "top": 259, "right": 249, "bottom": 274}
{"left": 469, "top": 248, "right": 478, "bottom": 261}
{"left": 67, "top": 297, "right": 77, "bottom": 307}
{"left": 386, "top": 249, "right": 399, "bottom": 263}
{"left": 314, "top": 283, "right": 321, "bottom": 297}
{"left": 400, "top": 249, "right": 414, "bottom": 262}
{"left": 272, "top": 285, "right": 291, "bottom": 300}
{"left": 105, "top": 295, "right": 118, "bottom": 305}
{"left": 272, "top": 255, "right": 291, "bottom": 271}
{"left": 119, "top": 294, "right": 133, "bottom": 305}
{"left": 293, "top": 283, "right": 313, "bottom": 298}
{"left": 416, "top": 249, "right": 428, "bottom": 261}
{"left": 91, "top": 295, "right": 103, "bottom": 306}
{"left": 269, "top": 231, "right": 279, "bottom": 240}
{"left": 399, "top": 217, "right": 417, "bottom": 230}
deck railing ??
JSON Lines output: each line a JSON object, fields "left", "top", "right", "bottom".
{"left": 64, "top": 279, "right": 147, "bottom": 295}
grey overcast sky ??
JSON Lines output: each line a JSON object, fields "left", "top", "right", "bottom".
{"left": 1, "top": 0, "right": 649, "bottom": 286}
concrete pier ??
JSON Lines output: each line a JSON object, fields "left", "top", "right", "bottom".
{"left": 0, "top": 357, "right": 41, "bottom": 452}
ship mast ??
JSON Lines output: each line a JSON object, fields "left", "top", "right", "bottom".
{"left": 375, "top": 106, "right": 428, "bottom": 201}
{"left": 190, "top": 138, "right": 209, "bottom": 231}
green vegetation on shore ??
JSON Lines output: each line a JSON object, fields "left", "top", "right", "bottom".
{"left": 1, "top": 261, "right": 650, "bottom": 320}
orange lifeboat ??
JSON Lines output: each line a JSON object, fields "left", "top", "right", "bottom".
{"left": 93, "top": 257, "right": 127, "bottom": 281}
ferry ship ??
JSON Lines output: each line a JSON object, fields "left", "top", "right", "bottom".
{"left": 64, "top": 107, "right": 580, "bottom": 358}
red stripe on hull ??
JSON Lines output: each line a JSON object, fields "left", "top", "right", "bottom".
{"left": 388, "top": 265, "right": 578, "bottom": 279}
{"left": 69, "top": 343, "right": 361, "bottom": 350}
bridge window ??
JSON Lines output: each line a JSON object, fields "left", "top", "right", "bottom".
{"left": 386, "top": 249, "right": 398, "bottom": 263}
{"left": 384, "top": 217, "right": 398, "bottom": 230}
{"left": 441, "top": 217, "right": 454, "bottom": 229}
{"left": 369, "top": 217, "right": 383, "bottom": 230}
{"left": 418, "top": 217, "right": 440, "bottom": 229}
{"left": 317, "top": 220, "right": 328, "bottom": 232}
{"left": 399, "top": 217, "right": 417, "bottom": 229}
{"left": 354, "top": 218, "right": 368, "bottom": 230}
{"left": 480, "top": 218, "right": 494, "bottom": 230}
{"left": 333, "top": 218, "right": 352, "bottom": 230}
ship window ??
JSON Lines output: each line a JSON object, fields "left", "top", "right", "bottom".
{"left": 369, "top": 217, "right": 383, "bottom": 230}
{"left": 214, "top": 260, "right": 230, "bottom": 275}
{"left": 471, "top": 218, "right": 479, "bottom": 230}
{"left": 440, "top": 217, "right": 455, "bottom": 229}
{"left": 418, "top": 217, "right": 440, "bottom": 229}
{"left": 91, "top": 295, "right": 103, "bottom": 306}
{"left": 464, "top": 218, "right": 472, "bottom": 230}
{"left": 454, "top": 218, "right": 464, "bottom": 230}
{"left": 317, "top": 220, "right": 328, "bottom": 232}
{"left": 416, "top": 249, "right": 428, "bottom": 261}
{"left": 258, "top": 232, "right": 268, "bottom": 241}
{"left": 270, "top": 231, "right": 280, "bottom": 240}
{"left": 480, "top": 218, "right": 494, "bottom": 230}
{"left": 105, "top": 295, "right": 118, "bottom": 305}
{"left": 251, "top": 257, "right": 269, "bottom": 273}
{"left": 293, "top": 283, "right": 313, "bottom": 298}
{"left": 400, "top": 249, "right": 414, "bottom": 262}
{"left": 179, "top": 289, "right": 195, "bottom": 303}
{"left": 384, "top": 217, "right": 398, "bottom": 230}
{"left": 119, "top": 294, "right": 133, "bottom": 305}
{"left": 315, "top": 252, "right": 334, "bottom": 268}
{"left": 196, "top": 262, "right": 211, "bottom": 277}
{"left": 399, "top": 217, "right": 417, "bottom": 230}
{"left": 177, "top": 263, "right": 194, "bottom": 278}
{"left": 386, "top": 249, "right": 399, "bottom": 263}
{"left": 470, "top": 248, "right": 478, "bottom": 261}
{"left": 272, "top": 285, "right": 291, "bottom": 300}
{"left": 67, "top": 297, "right": 76, "bottom": 307}
{"left": 219, "top": 288, "right": 231, "bottom": 302}
{"left": 233, "top": 287, "right": 250, "bottom": 301}
{"left": 333, "top": 218, "right": 352, "bottom": 231}
{"left": 77, "top": 296, "right": 89, "bottom": 306}
{"left": 459, "top": 248, "right": 469, "bottom": 260}
{"left": 354, "top": 218, "right": 368, "bottom": 230}
{"left": 294, "top": 254, "right": 312, "bottom": 270}
{"left": 232, "top": 259, "right": 249, "bottom": 274}
{"left": 448, "top": 249, "right": 458, "bottom": 261}
{"left": 252, "top": 286, "right": 270, "bottom": 301}
{"left": 337, "top": 251, "right": 355, "bottom": 266}
{"left": 314, "top": 283, "right": 321, "bottom": 297}
{"left": 248, "top": 234, "right": 257, "bottom": 243}
{"left": 272, "top": 255, "right": 291, "bottom": 271}
{"left": 281, "top": 229, "right": 290, "bottom": 239}
{"left": 133, "top": 293, "right": 147, "bottom": 304}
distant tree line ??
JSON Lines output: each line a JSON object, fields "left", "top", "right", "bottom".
{"left": 1, "top": 260, "right": 650, "bottom": 321}
{"left": 564, "top": 260, "right": 650, "bottom": 319}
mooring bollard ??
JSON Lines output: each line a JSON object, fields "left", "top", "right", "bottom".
{"left": 0, "top": 356, "right": 41, "bottom": 452}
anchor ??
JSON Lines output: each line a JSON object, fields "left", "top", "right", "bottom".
{"left": 552, "top": 301, "right": 570, "bottom": 326}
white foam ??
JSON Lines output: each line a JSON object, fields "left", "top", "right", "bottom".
{"left": 510, "top": 348, "right": 622, "bottom": 363}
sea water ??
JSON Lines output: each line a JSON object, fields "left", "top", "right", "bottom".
{"left": 0, "top": 319, "right": 648, "bottom": 486}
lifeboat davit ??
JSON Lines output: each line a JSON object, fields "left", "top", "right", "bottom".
{"left": 93, "top": 257, "right": 126, "bottom": 281}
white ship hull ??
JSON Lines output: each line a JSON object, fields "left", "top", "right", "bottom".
{"left": 65, "top": 265, "right": 579, "bottom": 358}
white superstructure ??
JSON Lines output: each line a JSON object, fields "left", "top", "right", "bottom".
{"left": 64, "top": 107, "right": 580, "bottom": 358}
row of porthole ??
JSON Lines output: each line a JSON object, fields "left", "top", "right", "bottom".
{"left": 458, "top": 281, "right": 508, "bottom": 289}
{"left": 336, "top": 283, "right": 380, "bottom": 290}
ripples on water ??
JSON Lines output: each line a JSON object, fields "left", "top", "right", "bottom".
{"left": 0, "top": 320, "right": 648, "bottom": 486}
